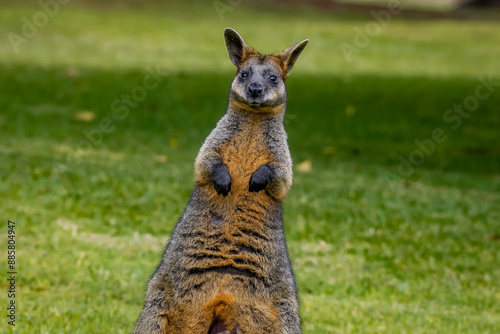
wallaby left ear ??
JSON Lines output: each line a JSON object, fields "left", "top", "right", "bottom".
{"left": 280, "top": 39, "right": 309, "bottom": 73}
{"left": 224, "top": 28, "right": 250, "bottom": 66}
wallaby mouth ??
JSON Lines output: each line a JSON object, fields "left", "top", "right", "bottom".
{"left": 208, "top": 319, "right": 229, "bottom": 334}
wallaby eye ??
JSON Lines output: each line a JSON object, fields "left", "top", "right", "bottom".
{"left": 269, "top": 75, "right": 277, "bottom": 83}
{"left": 241, "top": 71, "right": 248, "bottom": 79}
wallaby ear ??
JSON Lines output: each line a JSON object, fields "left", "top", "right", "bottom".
{"left": 224, "top": 28, "right": 249, "bottom": 66}
{"left": 280, "top": 39, "right": 309, "bottom": 73}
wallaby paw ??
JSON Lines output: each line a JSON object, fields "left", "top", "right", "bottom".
{"left": 249, "top": 164, "right": 274, "bottom": 192}
{"left": 212, "top": 164, "right": 231, "bottom": 196}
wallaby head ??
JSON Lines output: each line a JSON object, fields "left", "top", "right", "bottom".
{"left": 224, "top": 28, "right": 308, "bottom": 113}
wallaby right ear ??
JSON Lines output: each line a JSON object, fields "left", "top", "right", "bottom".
{"left": 224, "top": 28, "right": 252, "bottom": 66}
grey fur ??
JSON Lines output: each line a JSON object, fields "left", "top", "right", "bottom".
{"left": 262, "top": 112, "right": 293, "bottom": 200}
{"left": 194, "top": 111, "right": 241, "bottom": 184}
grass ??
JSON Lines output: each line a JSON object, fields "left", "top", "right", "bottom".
{"left": 1, "top": 1, "right": 500, "bottom": 333}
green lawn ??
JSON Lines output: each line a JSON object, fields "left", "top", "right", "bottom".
{"left": 1, "top": 1, "right": 500, "bottom": 333}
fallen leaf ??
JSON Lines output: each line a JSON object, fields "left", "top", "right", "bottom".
{"left": 345, "top": 105, "right": 356, "bottom": 116}
{"left": 154, "top": 155, "right": 167, "bottom": 163}
{"left": 323, "top": 146, "right": 336, "bottom": 155}
{"left": 75, "top": 111, "right": 95, "bottom": 122}
{"left": 66, "top": 67, "right": 80, "bottom": 78}
{"left": 297, "top": 160, "right": 312, "bottom": 172}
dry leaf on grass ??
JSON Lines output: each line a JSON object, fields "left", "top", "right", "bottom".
{"left": 297, "top": 159, "right": 312, "bottom": 172}
{"left": 154, "top": 155, "right": 168, "bottom": 163}
{"left": 75, "top": 111, "right": 95, "bottom": 122}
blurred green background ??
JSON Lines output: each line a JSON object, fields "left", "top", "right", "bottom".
{"left": 1, "top": 0, "right": 499, "bottom": 333}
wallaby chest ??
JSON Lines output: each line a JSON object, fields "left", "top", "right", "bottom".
{"left": 218, "top": 117, "right": 274, "bottom": 193}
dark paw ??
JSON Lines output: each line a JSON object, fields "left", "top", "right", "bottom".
{"left": 249, "top": 164, "right": 274, "bottom": 192}
{"left": 212, "top": 164, "right": 231, "bottom": 196}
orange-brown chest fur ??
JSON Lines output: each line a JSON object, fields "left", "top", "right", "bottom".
{"left": 189, "top": 115, "right": 278, "bottom": 283}
{"left": 203, "top": 115, "right": 276, "bottom": 219}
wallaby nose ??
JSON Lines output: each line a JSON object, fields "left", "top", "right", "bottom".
{"left": 248, "top": 83, "right": 263, "bottom": 98}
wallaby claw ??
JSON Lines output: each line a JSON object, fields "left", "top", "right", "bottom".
{"left": 249, "top": 164, "right": 274, "bottom": 192}
{"left": 212, "top": 163, "right": 232, "bottom": 196}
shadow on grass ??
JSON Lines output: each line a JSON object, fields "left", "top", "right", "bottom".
{"left": 2, "top": 62, "right": 499, "bottom": 176}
